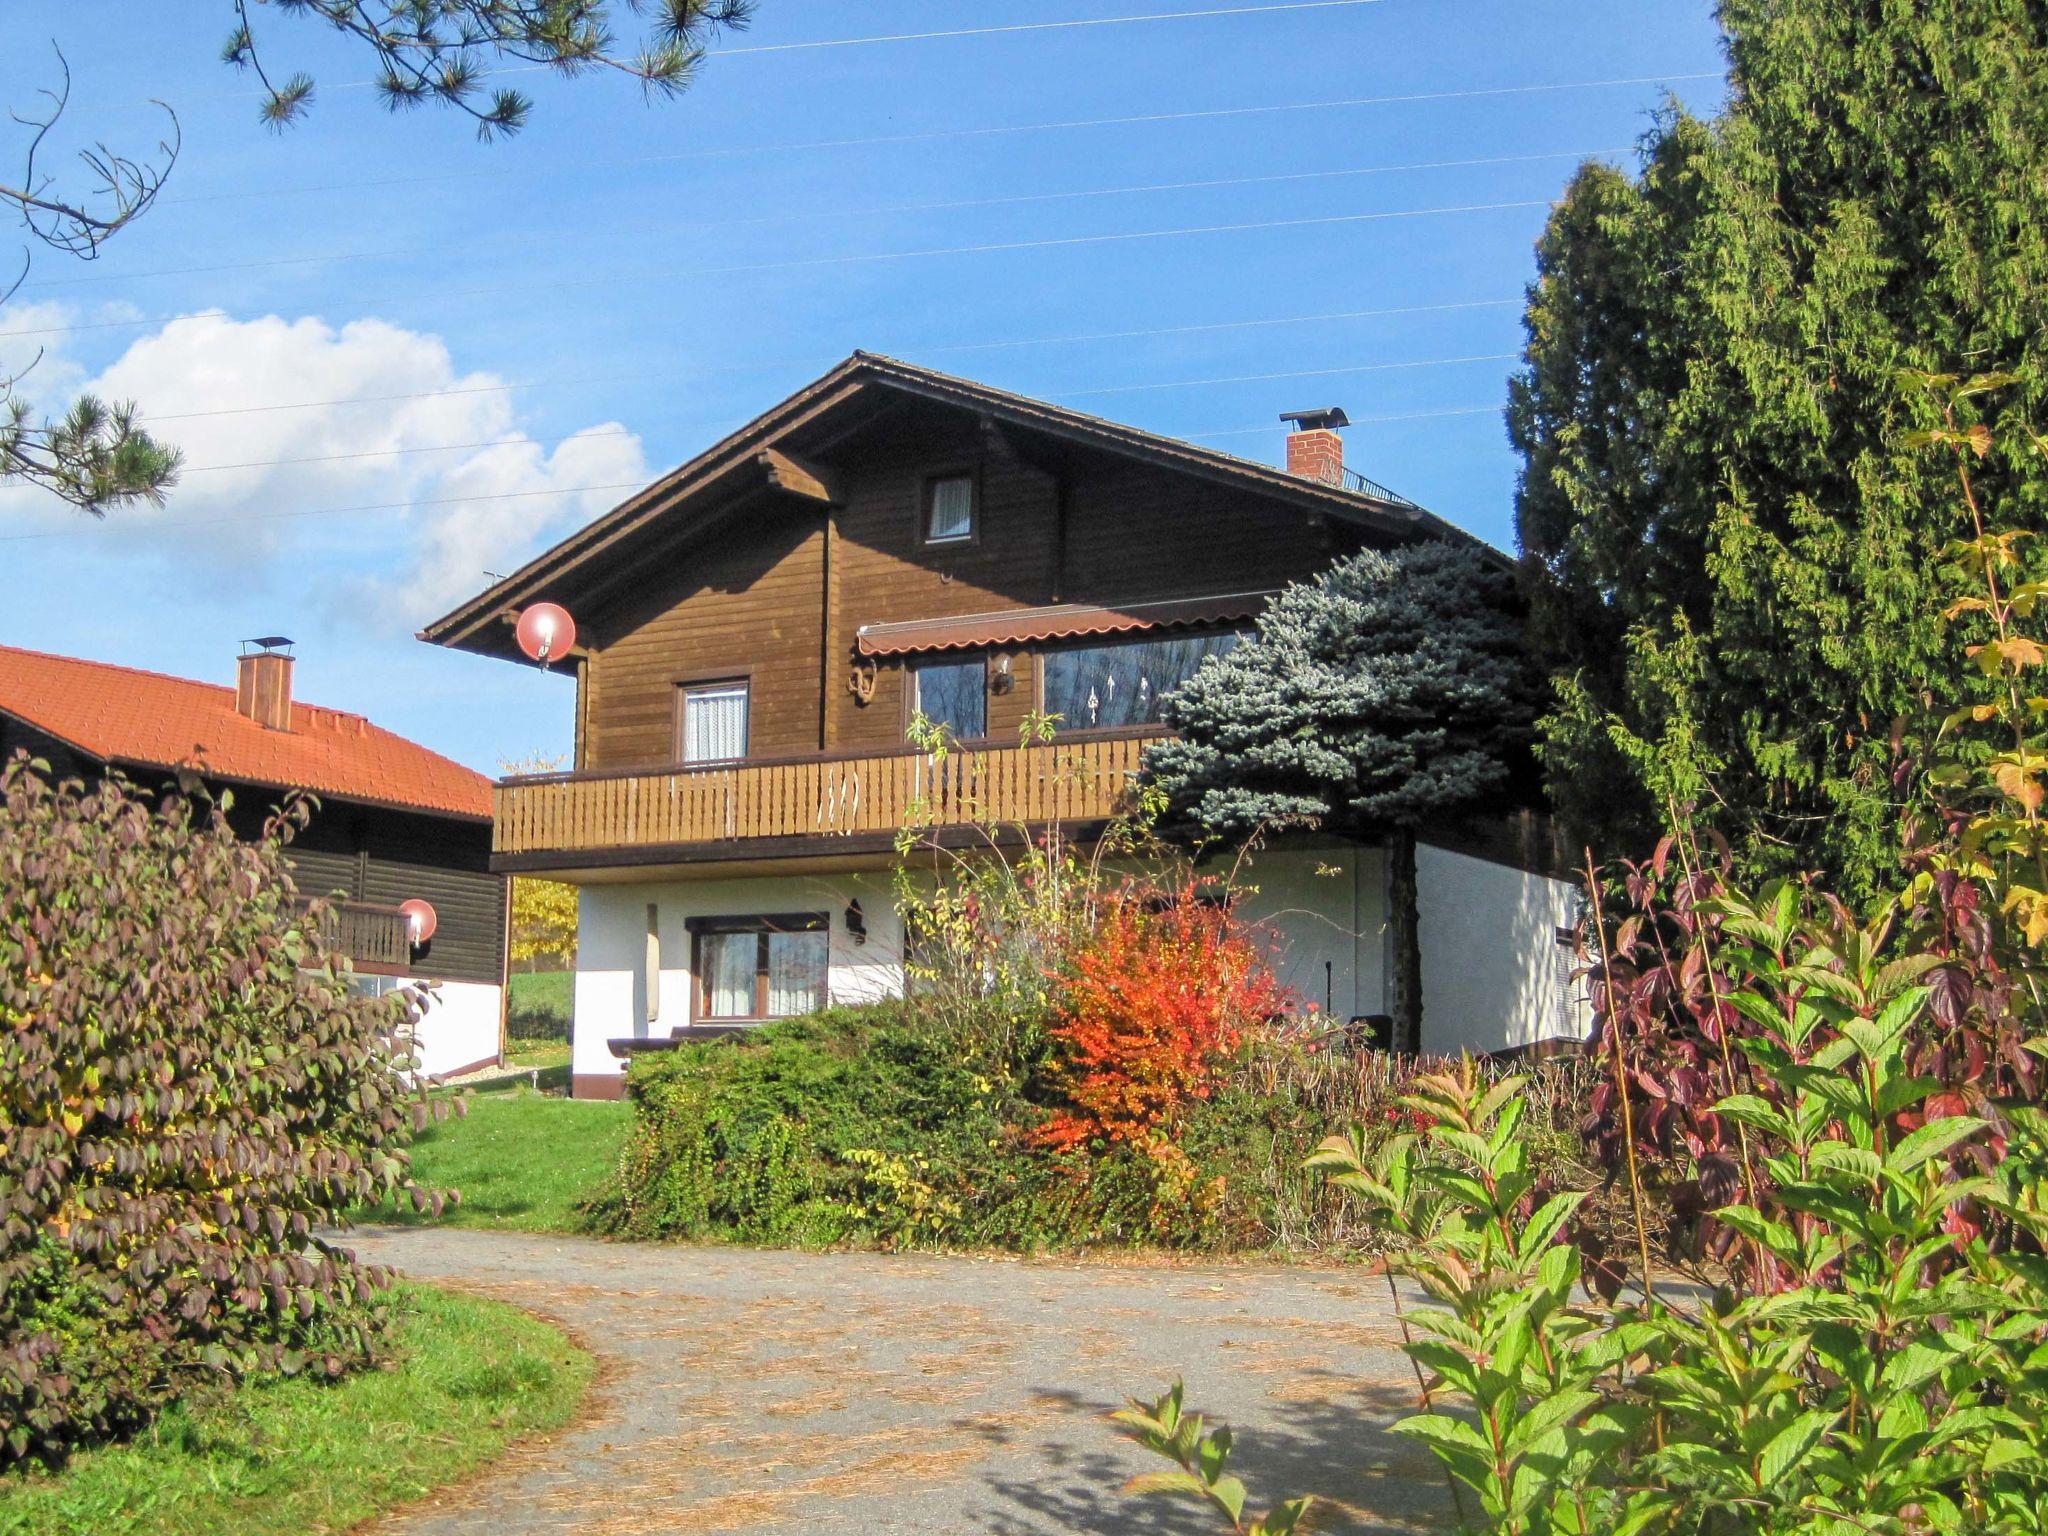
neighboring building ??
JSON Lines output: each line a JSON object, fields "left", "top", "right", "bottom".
{"left": 420, "top": 353, "right": 1587, "bottom": 1098}
{"left": 0, "top": 640, "right": 508, "bottom": 1079}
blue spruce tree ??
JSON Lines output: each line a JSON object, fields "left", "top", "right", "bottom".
{"left": 1146, "top": 540, "right": 1535, "bottom": 1047}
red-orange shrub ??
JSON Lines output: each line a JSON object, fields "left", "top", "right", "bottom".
{"left": 1033, "top": 882, "right": 1292, "bottom": 1151}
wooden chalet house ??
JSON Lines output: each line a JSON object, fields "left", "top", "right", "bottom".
{"left": 422, "top": 354, "right": 1584, "bottom": 1098}
{"left": 0, "top": 640, "right": 509, "bottom": 1079}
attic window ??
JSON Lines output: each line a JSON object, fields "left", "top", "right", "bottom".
{"left": 924, "top": 475, "right": 975, "bottom": 543}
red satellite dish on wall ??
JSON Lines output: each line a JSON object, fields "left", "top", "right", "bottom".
{"left": 515, "top": 603, "right": 576, "bottom": 667}
{"left": 399, "top": 898, "right": 438, "bottom": 946}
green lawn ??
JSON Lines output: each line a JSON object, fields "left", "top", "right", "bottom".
{"left": 359, "top": 1088, "right": 630, "bottom": 1233}
{"left": 507, "top": 969, "right": 571, "bottom": 1031}
{"left": 505, "top": 1038, "right": 571, "bottom": 1071}
{"left": 0, "top": 1284, "right": 590, "bottom": 1536}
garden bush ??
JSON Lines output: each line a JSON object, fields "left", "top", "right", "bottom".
{"left": 586, "top": 991, "right": 1596, "bottom": 1256}
{"left": 1114, "top": 374, "right": 2048, "bottom": 1535}
{"left": 0, "top": 761, "right": 445, "bottom": 1467}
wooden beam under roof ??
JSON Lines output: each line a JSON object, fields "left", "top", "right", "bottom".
{"left": 757, "top": 447, "right": 842, "bottom": 505}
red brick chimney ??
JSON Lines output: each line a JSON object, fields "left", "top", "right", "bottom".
{"left": 235, "top": 638, "right": 295, "bottom": 732}
{"left": 1281, "top": 407, "right": 1350, "bottom": 486}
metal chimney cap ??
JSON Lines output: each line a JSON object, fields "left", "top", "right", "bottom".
{"left": 1279, "top": 407, "right": 1349, "bottom": 432}
{"left": 242, "top": 636, "right": 295, "bottom": 654}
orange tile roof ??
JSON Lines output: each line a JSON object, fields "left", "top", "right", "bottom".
{"left": 0, "top": 643, "right": 492, "bottom": 822}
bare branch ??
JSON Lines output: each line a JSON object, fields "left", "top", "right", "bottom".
{"left": 0, "top": 46, "right": 180, "bottom": 261}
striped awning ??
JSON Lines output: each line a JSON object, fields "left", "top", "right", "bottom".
{"left": 854, "top": 590, "right": 1276, "bottom": 658}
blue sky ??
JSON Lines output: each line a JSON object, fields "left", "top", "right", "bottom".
{"left": 0, "top": 0, "right": 1726, "bottom": 773}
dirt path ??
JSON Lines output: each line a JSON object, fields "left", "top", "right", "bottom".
{"left": 345, "top": 1226, "right": 1452, "bottom": 1536}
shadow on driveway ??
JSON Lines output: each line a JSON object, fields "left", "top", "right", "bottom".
{"left": 344, "top": 1226, "right": 1453, "bottom": 1536}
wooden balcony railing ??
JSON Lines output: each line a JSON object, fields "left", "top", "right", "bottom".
{"left": 493, "top": 729, "right": 1165, "bottom": 860}
{"left": 296, "top": 898, "right": 414, "bottom": 968}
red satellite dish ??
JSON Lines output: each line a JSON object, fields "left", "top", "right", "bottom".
{"left": 515, "top": 603, "right": 576, "bottom": 666}
{"left": 399, "top": 898, "right": 438, "bottom": 946}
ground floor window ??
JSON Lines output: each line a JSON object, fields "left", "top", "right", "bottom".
{"left": 1040, "top": 630, "right": 1241, "bottom": 730}
{"left": 689, "top": 913, "right": 828, "bottom": 1021}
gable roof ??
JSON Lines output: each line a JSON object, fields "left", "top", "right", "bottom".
{"left": 0, "top": 643, "right": 492, "bottom": 822}
{"left": 420, "top": 351, "right": 1494, "bottom": 659}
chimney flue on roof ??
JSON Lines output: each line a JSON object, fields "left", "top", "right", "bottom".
{"left": 1280, "top": 406, "right": 1349, "bottom": 486}
{"left": 235, "top": 637, "right": 294, "bottom": 732}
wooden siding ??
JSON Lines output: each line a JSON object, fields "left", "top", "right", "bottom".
{"left": 496, "top": 731, "right": 1159, "bottom": 858}
{"left": 580, "top": 501, "right": 825, "bottom": 770}
{"left": 3, "top": 720, "right": 504, "bottom": 987}
{"left": 285, "top": 803, "right": 505, "bottom": 987}
{"left": 565, "top": 399, "right": 1375, "bottom": 805}
{"left": 0, "top": 713, "right": 90, "bottom": 782}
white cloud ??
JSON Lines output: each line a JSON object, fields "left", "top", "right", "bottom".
{"left": 0, "top": 309, "right": 645, "bottom": 619}
{"left": 0, "top": 300, "right": 92, "bottom": 408}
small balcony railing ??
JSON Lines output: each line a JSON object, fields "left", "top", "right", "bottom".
{"left": 492, "top": 728, "right": 1165, "bottom": 860}
{"left": 296, "top": 897, "right": 414, "bottom": 968}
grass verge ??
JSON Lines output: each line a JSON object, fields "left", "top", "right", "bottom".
{"left": 0, "top": 1283, "right": 590, "bottom": 1536}
{"left": 359, "top": 1087, "right": 630, "bottom": 1233}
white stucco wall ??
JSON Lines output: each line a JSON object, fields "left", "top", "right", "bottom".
{"left": 1227, "top": 843, "right": 1388, "bottom": 1023}
{"left": 405, "top": 979, "right": 503, "bottom": 1079}
{"left": 573, "top": 869, "right": 906, "bottom": 1085}
{"left": 566, "top": 839, "right": 1585, "bottom": 1091}
{"left": 1416, "top": 842, "right": 1589, "bottom": 1055}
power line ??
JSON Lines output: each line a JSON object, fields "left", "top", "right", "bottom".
{"left": 25, "top": 147, "right": 1624, "bottom": 291}
{"left": 6, "top": 400, "right": 1513, "bottom": 543}
{"left": 165, "top": 336, "right": 1517, "bottom": 475}
{"left": 0, "top": 481, "right": 652, "bottom": 544}
{"left": 1063, "top": 352, "right": 1518, "bottom": 397}
{"left": 261, "top": 0, "right": 1393, "bottom": 98}
{"left": 166, "top": 390, "right": 1512, "bottom": 477}
{"left": 159, "top": 72, "right": 1709, "bottom": 208}
{"left": 1184, "top": 402, "right": 1501, "bottom": 440}
{"left": 709, "top": 0, "right": 1389, "bottom": 56}
{"left": 177, "top": 426, "right": 639, "bottom": 476}
{"left": 2, "top": 198, "right": 1549, "bottom": 342}
{"left": 117, "top": 297, "right": 1522, "bottom": 427}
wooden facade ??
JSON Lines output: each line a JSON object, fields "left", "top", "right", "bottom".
{"left": 422, "top": 355, "right": 1466, "bottom": 873}
{"left": 572, "top": 420, "right": 1362, "bottom": 777}
{"left": 263, "top": 797, "right": 506, "bottom": 987}
{"left": 0, "top": 711, "right": 505, "bottom": 986}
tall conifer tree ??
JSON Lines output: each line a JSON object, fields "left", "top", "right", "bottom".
{"left": 1513, "top": 1, "right": 2048, "bottom": 897}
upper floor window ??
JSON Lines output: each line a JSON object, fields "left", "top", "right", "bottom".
{"left": 678, "top": 679, "right": 748, "bottom": 763}
{"left": 911, "top": 655, "right": 986, "bottom": 741}
{"left": 924, "top": 474, "right": 976, "bottom": 543}
{"left": 1041, "top": 631, "right": 1241, "bottom": 732}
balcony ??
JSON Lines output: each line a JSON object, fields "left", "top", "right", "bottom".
{"left": 296, "top": 898, "right": 414, "bottom": 969}
{"left": 492, "top": 728, "right": 1164, "bottom": 871}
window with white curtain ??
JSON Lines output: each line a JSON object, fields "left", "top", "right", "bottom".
{"left": 1040, "top": 631, "right": 1242, "bottom": 731}
{"left": 698, "top": 931, "right": 757, "bottom": 1018}
{"left": 765, "top": 930, "right": 827, "bottom": 1016}
{"left": 678, "top": 680, "right": 749, "bottom": 763}
{"left": 925, "top": 475, "right": 975, "bottom": 542}
{"left": 693, "top": 915, "right": 828, "bottom": 1021}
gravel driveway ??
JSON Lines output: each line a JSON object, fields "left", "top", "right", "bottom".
{"left": 344, "top": 1226, "right": 1452, "bottom": 1536}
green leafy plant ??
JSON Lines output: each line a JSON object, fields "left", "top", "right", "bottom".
{"left": 0, "top": 761, "right": 447, "bottom": 1466}
{"left": 1117, "top": 377, "right": 2048, "bottom": 1536}
{"left": 1113, "top": 1381, "right": 1311, "bottom": 1536}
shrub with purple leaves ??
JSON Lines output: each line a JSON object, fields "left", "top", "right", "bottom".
{"left": 0, "top": 756, "right": 448, "bottom": 1467}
